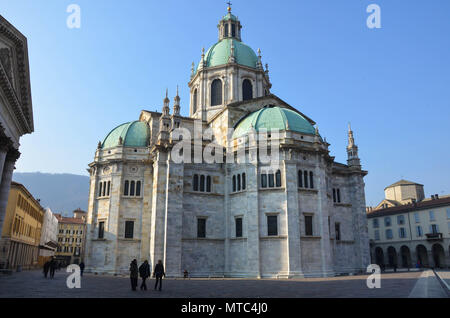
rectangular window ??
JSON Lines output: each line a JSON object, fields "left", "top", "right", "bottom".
{"left": 267, "top": 215, "right": 278, "bottom": 236}
{"left": 397, "top": 215, "right": 405, "bottom": 225}
{"left": 384, "top": 217, "right": 391, "bottom": 227}
{"left": 416, "top": 226, "right": 423, "bottom": 237}
{"left": 337, "top": 189, "right": 341, "bottom": 203}
{"left": 235, "top": 217, "right": 243, "bottom": 238}
{"left": 399, "top": 227, "right": 407, "bottom": 238}
{"left": 429, "top": 211, "right": 435, "bottom": 221}
{"left": 335, "top": 223, "right": 341, "bottom": 241}
{"left": 373, "top": 219, "right": 379, "bottom": 228}
{"left": 414, "top": 212, "right": 420, "bottom": 223}
{"left": 231, "top": 23, "right": 236, "bottom": 37}
{"left": 332, "top": 189, "right": 336, "bottom": 203}
{"left": 261, "top": 174, "right": 267, "bottom": 188}
{"left": 197, "top": 218, "right": 206, "bottom": 238}
{"left": 305, "top": 215, "right": 313, "bottom": 236}
{"left": 268, "top": 174, "right": 274, "bottom": 188}
{"left": 430, "top": 224, "right": 439, "bottom": 234}
{"left": 374, "top": 230, "right": 380, "bottom": 240}
{"left": 125, "top": 221, "right": 134, "bottom": 239}
{"left": 98, "top": 221, "right": 105, "bottom": 239}
{"left": 386, "top": 229, "right": 393, "bottom": 239}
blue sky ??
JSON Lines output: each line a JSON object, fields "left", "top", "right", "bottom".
{"left": 1, "top": 0, "right": 449, "bottom": 207}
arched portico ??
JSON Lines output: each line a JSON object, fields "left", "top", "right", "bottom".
{"left": 432, "top": 243, "right": 446, "bottom": 269}
{"left": 400, "top": 246, "right": 411, "bottom": 268}
{"left": 416, "top": 244, "right": 429, "bottom": 268}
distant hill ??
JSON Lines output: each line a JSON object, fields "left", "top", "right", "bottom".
{"left": 12, "top": 172, "right": 90, "bottom": 216}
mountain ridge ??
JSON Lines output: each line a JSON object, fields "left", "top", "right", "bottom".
{"left": 12, "top": 172, "right": 90, "bottom": 217}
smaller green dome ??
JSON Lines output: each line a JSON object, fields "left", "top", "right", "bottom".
{"left": 222, "top": 12, "right": 238, "bottom": 21}
{"left": 233, "top": 106, "right": 316, "bottom": 139}
{"left": 102, "top": 121, "right": 150, "bottom": 149}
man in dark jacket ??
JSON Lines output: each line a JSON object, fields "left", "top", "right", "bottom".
{"left": 49, "top": 258, "right": 57, "bottom": 279}
{"left": 153, "top": 260, "right": 165, "bottom": 291}
{"left": 129, "top": 259, "right": 138, "bottom": 291}
{"left": 43, "top": 260, "right": 51, "bottom": 278}
{"left": 79, "top": 262, "right": 85, "bottom": 276}
{"left": 139, "top": 260, "right": 150, "bottom": 290}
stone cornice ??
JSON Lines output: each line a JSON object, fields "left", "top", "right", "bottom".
{"left": 0, "top": 15, "right": 33, "bottom": 133}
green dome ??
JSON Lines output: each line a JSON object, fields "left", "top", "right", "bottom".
{"left": 102, "top": 121, "right": 150, "bottom": 149}
{"left": 232, "top": 106, "right": 316, "bottom": 139}
{"left": 222, "top": 12, "right": 238, "bottom": 21}
{"left": 197, "top": 38, "right": 258, "bottom": 71}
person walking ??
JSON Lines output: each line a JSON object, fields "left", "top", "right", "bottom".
{"left": 139, "top": 260, "right": 150, "bottom": 291}
{"left": 79, "top": 261, "right": 85, "bottom": 277}
{"left": 153, "top": 260, "right": 165, "bottom": 291}
{"left": 43, "top": 260, "right": 51, "bottom": 278}
{"left": 129, "top": 259, "right": 138, "bottom": 291}
{"left": 49, "top": 258, "right": 57, "bottom": 279}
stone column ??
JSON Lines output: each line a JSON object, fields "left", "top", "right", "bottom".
{"left": 315, "top": 156, "right": 334, "bottom": 277}
{"left": 139, "top": 163, "right": 153, "bottom": 263}
{"left": 0, "top": 149, "right": 19, "bottom": 238}
{"left": 349, "top": 173, "right": 370, "bottom": 272}
{"left": 0, "top": 143, "right": 8, "bottom": 182}
{"left": 163, "top": 159, "right": 184, "bottom": 277}
{"left": 245, "top": 136, "right": 260, "bottom": 278}
{"left": 149, "top": 151, "right": 168, "bottom": 269}
{"left": 284, "top": 158, "right": 303, "bottom": 278}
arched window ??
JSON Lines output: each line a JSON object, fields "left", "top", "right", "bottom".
{"left": 268, "top": 173, "right": 274, "bottom": 188}
{"left": 224, "top": 23, "right": 228, "bottom": 37}
{"left": 200, "top": 175, "right": 205, "bottom": 192}
{"left": 298, "top": 170, "right": 303, "bottom": 188}
{"left": 261, "top": 174, "right": 267, "bottom": 188}
{"left": 206, "top": 176, "right": 211, "bottom": 193}
{"left": 102, "top": 182, "right": 106, "bottom": 197}
{"left": 304, "top": 171, "right": 308, "bottom": 188}
{"left": 193, "top": 175, "right": 199, "bottom": 191}
{"left": 231, "top": 23, "right": 236, "bottom": 37}
{"left": 107, "top": 181, "right": 111, "bottom": 196}
{"left": 232, "top": 175, "right": 236, "bottom": 192}
{"left": 237, "top": 174, "right": 241, "bottom": 191}
{"left": 136, "top": 181, "right": 141, "bottom": 196}
{"left": 124, "top": 180, "right": 129, "bottom": 196}
{"left": 211, "top": 79, "right": 222, "bottom": 106}
{"left": 275, "top": 170, "right": 281, "bottom": 187}
{"left": 242, "top": 79, "right": 253, "bottom": 101}
{"left": 193, "top": 89, "right": 198, "bottom": 113}
{"left": 130, "top": 181, "right": 135, "bottom": 196}
{"left": 99, "top": 182, "right": 103, "bottom": 197}
{"left": 242, "top": 173, "right": 246, "bottom": 190}
{"left": 309, "top": 171, "right": 314, "bottom": 189}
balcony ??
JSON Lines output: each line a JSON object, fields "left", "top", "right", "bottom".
{"left": 425, "top": 232, "right": 443, "bottom": 241}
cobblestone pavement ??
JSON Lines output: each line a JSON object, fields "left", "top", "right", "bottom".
{"left": 436, "top": 270, "right": 450, "bottom": 286}
{"left": 0, "top": 269, "right": 425, "bottom": 298}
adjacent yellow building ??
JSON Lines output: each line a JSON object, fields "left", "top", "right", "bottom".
{"left": 0, "top": 182, "right": 45, "bottom": 270}
{"left": 55, "top": 209, "right": 87, "bottom": 265}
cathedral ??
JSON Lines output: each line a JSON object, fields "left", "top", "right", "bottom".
{"left": 84, "top": 7, "right": 370, "bottom": 278}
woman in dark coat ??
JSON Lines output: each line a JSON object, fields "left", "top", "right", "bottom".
{"left": 129, "top": 259, "right": 138, "bottom": 291}
{"left": 139, "top": 260, "right": 150, "bottom": 290}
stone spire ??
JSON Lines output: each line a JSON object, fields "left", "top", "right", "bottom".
{"left": 228, "top": 41, "right": 236, "bottom": 63}
{"left": 347, "top": 123, "right": 361, "bottom": 167}
{"left": 257, "top": 48, "right": 263, "bottom": 69}
{"left": 190, "top": 62, "right": 195, "bottom": 79}
{"left": 162, "top": 89, "right": 170, "bottom": 116}
{"left": 173, "top": 86, "right": 180, "bottom": 116}
{"left": 199, "top": 48, "right": 205, "bottom": 69}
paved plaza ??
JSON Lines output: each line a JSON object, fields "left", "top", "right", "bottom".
{"left": 0, "top": 269, "right": 447, "bottom": 298}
